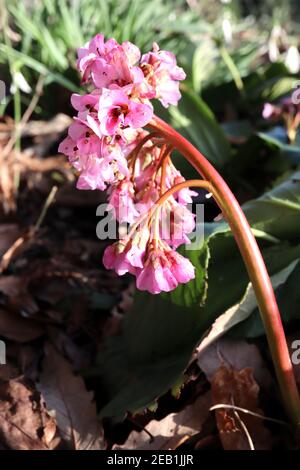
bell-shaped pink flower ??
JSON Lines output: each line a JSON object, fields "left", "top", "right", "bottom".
{"left": 171, "top": 174, "right": 197, "bottom": 205}
{"left": 109, "top": 45, "right": 144, "bottom": 86}
{"left": 136, "top": 260, "right": 177, "bottom": 294}
{"left": 160, "top": 199, "right": 195, "bottom": 248}
{"left": 136, "top": 242, "right": 195, "bottom": 294}
{"left": 262, "top": 103, "right": 281, "bottom": 120}
{"left": 70, "top": 92, "right": 100, "bottom": 120}
{"left": 166, "top": 249, "right": 195, "bottom": 283}
{"left": 103, "top": 230, "right": 149, "bottom": 276}
{"left": 140, "top": 42, "right": 186, "bottom": 107}
{"left": 77, "top": 35, "right": 143, "bottom": 89}
{"left": 77, "top": 34, "right": 118, "bottom": 85}
{"left": 75, "top": 154, "right": 116, "bottom": 191}
{"left": 58, "top": 119, "right": 130, "bottom": 190}
{"left": 68, "top": 119, "right": 102, "bottom": 156}
{"left": 103, "top": 241, "right": 133, "bottom": 275}
{"left": 108, "top": 179, "right": 140, "bottom": 223}
{"left": 58, "top": 136, "right": 78, "bottom": 160}
{"left": 135, "top": 186, "right": 160, "bottom": 216}
{"left": 98, "top": 88, "right": 153, "bottom": 136}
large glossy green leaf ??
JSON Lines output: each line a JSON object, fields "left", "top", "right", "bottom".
{"left": 233, "top": 132, "right": 300, "bottom": 185}
{"left": 167, "top": 89, "right": 232, "bottom": 168}
{"left": 97, "top": 294, "right": 201, "bottom": 418}
{"left": 256, "top": 132, "right": 300, "bottom": 165}
{"left": 252, "top": 77, "right": 297, "bottom": 102}
{"left": 166, "top": 241, "right": 210, "bottom": 307}
{"left": 231, "top": 259, "right": 300, "bottom": 338}
{"left": 242, "top": 170, "right": 300, "bottom": 241}
{"left": 198, "top": 258, "right": 300, "bottom": 351}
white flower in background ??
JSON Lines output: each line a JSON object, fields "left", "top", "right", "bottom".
{"left": 285, "top": 46, "right": 300, "bottom": 74}
{"left": 268, "top": 24, "right": 287, "bottom": 63}
{"left": 0, "top": 80, "right": 6, "bottom": 105}
{"left": 10, "top": 71, "right": 32, "bottom": 94}
{"left": 222, "top": 17, "right": 233, "bottom": 45}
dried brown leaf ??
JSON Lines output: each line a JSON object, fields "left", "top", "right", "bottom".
{"left": 197, "top": 338, "right": 272, "bottom": 389}
{"left": 211, "top": 365, "right": 272, "bottom": 450}
{"left": 0, "top": 378, "right": 60, "bottom": 450}
{"left": 114, "top": 392, "right": 211, "bottom": 450}
{"left": 38, "top": 343, "right": 105, "bottom": 450}
{"left": 0, "top": 275, "right": 39, "bottom": 316}
{"left": 0, "top": 362, "right": 20, "bottom": 381}
{"left": 0, "top": 308, "right": 44, "bottom": 342}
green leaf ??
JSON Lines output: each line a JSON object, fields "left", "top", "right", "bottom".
{"left": 97, "top": 293, "right": 202, "bottom": 418}
{"left": 242, "top": 170, "right": 300, "bottom": 241}
{"left": 0, "top": 44, "right": 79, "bottom": 92}
{"left": 197, "top": 258, "right": 299, "bottom": 352}
{"left": 167, "top": 89, "right": 231, "bottom": 168}
{"left": 233, "top": 133, "right": 300, "bottom": 194}
{"left": 40, "top": 26, "right": 68, "bottom": 69}
{"left": 192, "top": 40, "right": 217, "bottom": 93}
{"left": 221, "top": 120, "right": 254, "bottom": 141}
{"left": 166, "top": 241, "right": 210, "bottom": 307}
{"left": 231, "top": 259, "right": 300, "bottom": 338}
{"left": 257, "top": 131, "right": 300, "bottom": 165}
{"left": 244, "top": 62, "right": 293, "bottom": 102}
{"left": 256, "top": 77, "right": 297, "bottom": 102}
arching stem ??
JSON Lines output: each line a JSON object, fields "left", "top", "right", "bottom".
{"left": 149, "top": 115, "right": 300, "bottom": 427}
{"left": 154, "top": 179, "right": 214, "bottom": 207}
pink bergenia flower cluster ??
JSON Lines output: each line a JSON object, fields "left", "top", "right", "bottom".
{"left": 59, "top": 34, "right": 196, "bottom": 294}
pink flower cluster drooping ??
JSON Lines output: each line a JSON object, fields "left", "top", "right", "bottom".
{"left": 59, "top": 34, "right": 196, "bottom": 294}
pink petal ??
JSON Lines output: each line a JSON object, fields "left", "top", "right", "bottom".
{"left": 125, "top": 101, "right": 153, "bottom": 128}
